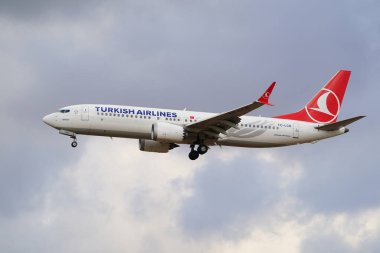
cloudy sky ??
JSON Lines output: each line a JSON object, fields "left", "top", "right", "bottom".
{"left": 1, "top": 0, "right": 379, "bottom": 252}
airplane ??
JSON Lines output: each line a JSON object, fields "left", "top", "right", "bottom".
{"left": 43, "top": 70, "right": 364, "bottom": 160}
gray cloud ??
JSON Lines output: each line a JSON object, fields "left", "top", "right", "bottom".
{"left": 290, "top": 133, "right": 380, "bottom": 213}
{"left": 301, "top": 233, "right": 356, "bottom": 253}
{"left": 180, "top": 154, "right": 282, "bottom": 237}
{"left": 301, "top": 228, "right": 380, "bottom": 253}
{"left": 0, "top": 0, "right": 105, "bottom": 20}
{"left": 0, "top": 0, "right": 379, "bottom": 252}
{"left": 0, "top": 136, "right": 83, "bottom": 216}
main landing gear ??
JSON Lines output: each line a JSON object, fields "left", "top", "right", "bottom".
{"left": 188, "top": 144, "right": 209, "bottom": 160}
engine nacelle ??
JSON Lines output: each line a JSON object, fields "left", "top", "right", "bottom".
{"left": 151, "top": 122, "right": 185, "bottom": 143}
{"left": 139, "top": 139, "right": 171, "bottom": 153}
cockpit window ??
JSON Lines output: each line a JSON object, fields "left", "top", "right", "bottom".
{"left": 59, "top": 109, "right": 70, "bottom": 113}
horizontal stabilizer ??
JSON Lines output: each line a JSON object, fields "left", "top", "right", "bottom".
{"left": 315, "top": 116, "right": 365, "bottom": 131}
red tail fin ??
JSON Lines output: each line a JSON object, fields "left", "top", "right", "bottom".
{"left": 275, "top": 70, "right": 351, "bottom": 123}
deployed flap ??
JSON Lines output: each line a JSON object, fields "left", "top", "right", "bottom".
{"left": 186, "top": 82, "right": 276, "bottom": 135}
{"left": 315, "top": 116, "right": 365, "bottom": 131}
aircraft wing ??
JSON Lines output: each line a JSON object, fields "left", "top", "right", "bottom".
{"left": 185, "top": 82, "right": 276, "bottom": 137}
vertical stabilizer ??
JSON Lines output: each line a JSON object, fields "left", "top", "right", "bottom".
{"left": 275, "top": 70, "right": 351, "bottom": 123}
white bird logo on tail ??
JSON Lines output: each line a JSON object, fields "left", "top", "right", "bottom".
{"left": 310, "top": 91, "right": 334, "bottom": 116}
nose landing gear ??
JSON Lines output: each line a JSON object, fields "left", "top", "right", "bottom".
{"left": 71, "top": 136, "right": 78, "bottom": 148}
{"left": 59, "top": 130, "right": 78, "bottom": 148}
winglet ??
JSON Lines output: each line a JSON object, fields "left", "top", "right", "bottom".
{"left": 257, "top": 82, "right": 276, "bottom": 106}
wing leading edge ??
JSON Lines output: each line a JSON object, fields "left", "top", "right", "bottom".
{"left": 185, "top": 82, "right": 276, "bottom": 136}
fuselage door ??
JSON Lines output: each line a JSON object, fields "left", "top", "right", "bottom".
{"left": 293, "top": 122, "right": 299, "bottom": 138}
{"left": 81, "top": 105, "right": 89, "bottom": 121}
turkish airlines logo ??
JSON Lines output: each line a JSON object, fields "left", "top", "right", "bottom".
{"left": 305, "top": 88, "right": 340, "bottom": 123}
{"left": 263, "top": 92, "right": 270, "bottom": 99}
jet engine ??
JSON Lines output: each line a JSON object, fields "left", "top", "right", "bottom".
{"left": 151, "top": 122, "right": 185, "bottom": 143}
{"left": 139, "top": 139, "right": 178, "bottom": 153}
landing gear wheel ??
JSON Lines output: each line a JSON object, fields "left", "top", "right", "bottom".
{"left": 197, "top": 145, "right": 208, "bottom": 155}
{"left": 71, "top": 141, "right": 78, "bottom": 148}
{"left": 189, "top": 150, "right": 199, "bottom": 160}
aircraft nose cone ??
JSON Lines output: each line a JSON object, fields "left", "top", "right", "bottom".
{"left": 43, "top": 113, "right": 56, "bottom": 127}
{"left": 42, "top": 115, "right": 49, "bottom": 124}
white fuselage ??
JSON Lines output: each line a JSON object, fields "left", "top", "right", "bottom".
{"left": 43, "top": 104, "right": 346, "bottom": 148}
